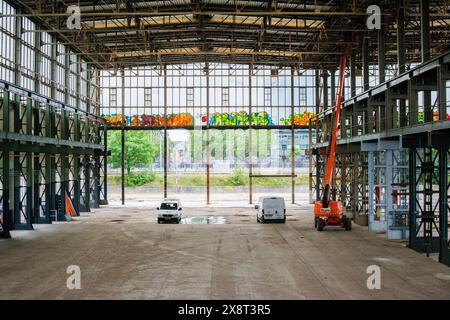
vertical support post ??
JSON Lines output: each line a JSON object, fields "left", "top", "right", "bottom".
{"left": 44, "top": 101, "right": 54, "bottom": 219}
{"left": 367, "top": 151, "right": 375, "bottom": 230}
{"left": 322, "top": 70, "right": 328, "bottom": 111}
{"left": 385, "top": 88, "right": 393, "bottom": 131}
{"left": 72, "top": 57, "right": 81, "bottom": 212}
{"left": 33, "top": 110, "right": 41, "bottom": 223}
{"left": 351, "top": 153, "right": 359, "bottom": 218}
{"left": 420, "top": 0, "right": 430, "bottom": 63}
{"left": 378, "top": 26, "right": 386, "bottom": 84}
{"left": 205, "top": 63, "right": 210, "bottom": 205}
{"left": 397, "top": 0, "right": 406, "bottom": 75}
{"left": 121, "top": 68, "right": 125, "bottom": 205}
{"left": 437, "top": 66, "right": 448, "bottom": 121}
{"left": 315, "top": 70, "right": 321, "bottom": 114}
{"left": 1, "top": 90, "right": 11, "bottom": 237}
{"left": 438, "top": 146, "right": 449, "bottom": 264}
{"left": 420, "top": 0, "right": 432, "bottom": 123}
{"left": 12, "top": 101, "right": 19, "bottom": 227}
{"left": 73, "top": 114, "right": 80, "bottom": 215}
{"left": 163, "top": 65, "right": 168, "bottom": 199}
{"left": 25, "top": 99, "right": 33, "bottom": 228}
{"left": 1, "top": 146, "right": 11, "bottom": 237}
{"left": 121, "top": 127, "right": 125, "bottom": 205}
{"left": 308, "top": 122, "right": 313, "bottom": 204}
{"left": 50, "top": 34, "right": 57, "bottom": 99}
{"left": 103, "top": 126, "right": 108, "bottom": 203}
{"left": 33, "top": 31, "right": 42, "bottom": 223}
{"left": 60, "top": 109, "right": 68, "bottom": 220}
{"left": 330, "top": 69, "right": 336, "bottom": 108}
{"left": 291, "top": 67, "right": 295, "bottom": 204}
{"left": 385, "top": 149, "right": 394, "bottom": 232}
{"left": 409, "top": 80, "right": 418, "bottom": 126}
{"left": 362, "top": 34, "right": 370, "bottom": 91}
{"left": 249, "top": 64, "right": 253, "bottom": 204}
{"left": 397, "top": 0, "right": 407, "bottom": 127}
{"left": 83, "top": 120, "right": 90, "bottom": 213}
{"left": 409, "top": 148, "right": 417, "bottom": 249}
{"left": 350, "top": 49, "right": 356, "bottom": 97}
{"left": 315, "top": 69, "right": 321, "bottom": 147}
{"left": 60, "top": 49, "right": 70, "bottom": 219}
{"left": 14, "top": 9, "right": 22, "bottom": 86}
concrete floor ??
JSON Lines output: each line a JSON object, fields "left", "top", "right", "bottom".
{"left": 1, "top": 203, "right": 450, "bottom": 299}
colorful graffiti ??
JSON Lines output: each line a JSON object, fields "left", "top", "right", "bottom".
{"left": 280, "top": 112, "right": 316, "bottom": 126}
{"left": 103, "top": 111, "right": 323, "bottom": 127}
{"left": 102, "top": 113, "right": 194, "bottom": 127}
{"left": 204, "top": 111, "right": 274, "bottom": 126}
{"left": 417, "top": 111, "right": 450, "bottom": 123}
{"left": 102, "top": 114, "right": 129, "bottom": 126}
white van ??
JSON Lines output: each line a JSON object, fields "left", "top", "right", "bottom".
{"left": 157, "top": 199, "right": 182, "bottom": 224}
{"left": 255, "top": 196, "right": 286, "bottom": 223}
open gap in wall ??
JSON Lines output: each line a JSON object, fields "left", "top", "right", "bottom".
{"left": 106, "top": 128, "right": 310, "bottom": 206}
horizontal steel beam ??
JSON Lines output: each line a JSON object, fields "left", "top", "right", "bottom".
{"left": 312, "top": 120, "right": 450, "bottom": 149}
{"left": 0, "top": 132, "right": 104, "bottom": 150}
{"left": 107, "top": 125, "right": 309, "bottom": 130}
{"left": 0, "top": 11, "right": 389, "bottom": 18}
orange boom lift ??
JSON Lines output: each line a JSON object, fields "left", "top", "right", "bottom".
{"left": 314, "top": 44, "right": 351, "bottom": 232}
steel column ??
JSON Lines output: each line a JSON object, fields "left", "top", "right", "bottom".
{"left": 350, "top": 49, "right": 356, "bottom": 97}
{"left": 249, "top": 64, "right": 253, "bottom": 204}
{"left": 163, "top": 65, "right": 168, "bottom": 199}
{"left": 291, "top": 67, "right": 295, "bottom": 204}
{"left": 1, "top": 90, "right": 11, "bottom": 238}
{"left": 206, "top": 62, "right": 210, "bottom": 205}
{"left": 362, "top": 34, "right": 370, "bottom": 91}
{"left": 438, "top": 146, "right": 449, "bottom": 265}
{"left": 121, "top": 68, "right": 126, "bottom": 204}
{"left": 378, "top": 26, "right": 386, "bottom": 84}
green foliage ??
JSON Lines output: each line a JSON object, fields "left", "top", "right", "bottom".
{"left": 188, "top": 129, "right": 274, "bottom": 161}
{"left": 108, "top": 173, "right": 309, "bottom": 187}
{"left": 108, "top": 131, "right": 160, "bottom": 174}
{"left": 125, "top": 172, "right": 156, "bottom": 187}
{"left": 228, "top": 167, "right": 248, "bottom": 186}
{"left": 285, "top": 146, "right": 301, "bottom": 160}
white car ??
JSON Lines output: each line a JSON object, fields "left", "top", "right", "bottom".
{"left": 255, "top": 196, "right": 286, "bottom": 223}
{"left": 157, "top": 199, "right": 183, "bottom": 224}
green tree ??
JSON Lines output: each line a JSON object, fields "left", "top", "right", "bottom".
{"left": 285, "top": 146, "right": 301, "bottom": 160}
{"left": 108, "top": 131, "right": 160, "bottom": 174}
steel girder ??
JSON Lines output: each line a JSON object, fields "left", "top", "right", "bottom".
{"left": 0, "top": 83, "right": 104, "bottom": 237}
{"left": 408, "top": 146, "right": 450, "bottom": 266}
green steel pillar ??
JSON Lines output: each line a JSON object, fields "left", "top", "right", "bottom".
{"left": 84, "top": 119, "right": 91, "bottom": 212}
{"left": 33, "top": 101, "right": 41, "bottom": 223}
{"left": 73, "top": 113, "right": 80, "bottom": 215}
{"left": 49, "top": 106, "right": 57, "bottom": 217}
{"left": 1, "top": 90, "right": 11, "bottom": 238}
{"left": 91, "top": 123, "right": 100, "bottom": 209}
{"left": 408, "top": 148, "right": 417, "bottom": 249}
{"left": 42, "top": 102, "right": 52, "bottom": 223}
{"left": 25, "top": 98, "right": 33, "bottom": 229}
{"left": 439, "top": 146, "right": 450, "bottom": 265}
{"left": 59, "top": 108, "right": 68, "bottom": 220}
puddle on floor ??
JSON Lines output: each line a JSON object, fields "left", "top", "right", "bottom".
{"left": 181, "top": 216, "right": 228, "bottom": 224}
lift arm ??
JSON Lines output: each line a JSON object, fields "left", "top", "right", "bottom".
{"left": 321, "top": 45, "right": 350, "bottom": 208}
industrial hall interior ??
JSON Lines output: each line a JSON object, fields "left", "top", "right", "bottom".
{"left": 0, "top": 0, "right": 450, "bottom": 300}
